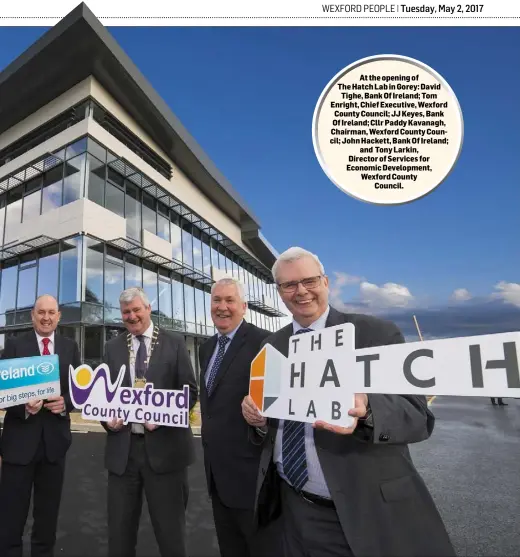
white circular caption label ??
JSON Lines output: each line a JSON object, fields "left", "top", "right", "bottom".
{"left": 312, "top": 55, "right": 464, "bottom": 205}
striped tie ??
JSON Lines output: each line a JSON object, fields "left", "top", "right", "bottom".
{"left": 282, "top": 327, "right": 313, "bottom": 491}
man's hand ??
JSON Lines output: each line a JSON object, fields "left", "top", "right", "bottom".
{"left": 313, "top": 394, "right": 368, "bottom": 435}
{"left": 43, "top": 396, "right": 65, "bottom": 414}
{"left": 144, "top": 422, "right": 158, "bottom": 432}
{"left": 107, "top": 418, "right": 124, "bottom": 431}
{"left": 242, "top": 395, "right": 267, "bottom": 428}
{"left": 26, "top": 399, "right": 43, "bottom": 415}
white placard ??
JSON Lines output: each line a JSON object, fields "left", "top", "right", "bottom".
{"left": 69, "top": 363, "right": 191, "bottom": 427}
{"left": 249, "top": 325, "right": 520, "bottom": 427}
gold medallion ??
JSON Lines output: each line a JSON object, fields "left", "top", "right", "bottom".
{"left": 134, "top": 378, "right": 146, "bottom": 389}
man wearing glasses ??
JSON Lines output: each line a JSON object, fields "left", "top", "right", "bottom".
{"left": 242, "top": 247, "right": 455, "bottom": 557}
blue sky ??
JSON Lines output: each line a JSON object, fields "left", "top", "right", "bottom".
{"left": 0, "top": 26, "right": 519, "bottom": 338}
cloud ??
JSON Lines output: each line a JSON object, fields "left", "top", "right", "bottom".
{"left": 451, "top": 288, "right": 472, "bottom": 302}
{"left": 359, "top": 281, "right": 414, "bottom": 308}
{"left": 329, "top": 272, "right": 364, "bottom": 313}
{"left": 492, "top": 281, "right": 520, "bottom": 307}
{"left": 329, "top": 272, "right": 520, "bottom": 341}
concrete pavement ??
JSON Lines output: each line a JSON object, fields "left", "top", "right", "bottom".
{"left": 8, "top": 396, "right": 520, "bottom": 556}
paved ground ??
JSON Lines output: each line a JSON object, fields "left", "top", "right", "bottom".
{"left": 409, "top": 396, "right": 520, "bottom": 557}
{"left": 16, "top": 396, "right": 520, "bottom": 556}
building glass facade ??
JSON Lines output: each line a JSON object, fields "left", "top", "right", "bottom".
{"left": 0, "top": 130, "right": 284, "bottom": 376}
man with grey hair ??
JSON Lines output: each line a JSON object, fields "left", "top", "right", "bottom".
{"left": 101, "top": 287, "right": 198, "bottom": 557}
{"left": 199, "top": 277, "right": 281, "bottom": 557}
{"left": 242, "top": 247, "right": 455, "bottom": 557}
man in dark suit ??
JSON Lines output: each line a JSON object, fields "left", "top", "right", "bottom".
{"left": 101, "top": 287, "right": 198, "bottom": 557}
{"left": 199, "top": 277, "right": 279, "bottom": 557}
{"left": 0, "top": 294, "right": 81, "bottom": 557}
{"left": 242, "top": 247, "right": 456, "bottom": 557}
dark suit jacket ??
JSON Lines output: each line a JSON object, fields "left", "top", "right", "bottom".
{"left": 199, "top": 321, "right": 270, "bottom": 509}
{"left": 253, "top": 307, "right": 455, "bottom": 557}
{"left": 101, "top": 327, "right": 198, "bottom": 476}
{"left": 0, "top": 330, "right": 81, "bottom": 465}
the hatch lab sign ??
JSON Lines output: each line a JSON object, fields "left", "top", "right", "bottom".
{"left": 249, "top": 325, "right": 520, "bottom": 428}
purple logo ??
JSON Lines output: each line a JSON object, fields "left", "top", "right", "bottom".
{"left": 69, "top": 363, "right": 125, "bottom": 408}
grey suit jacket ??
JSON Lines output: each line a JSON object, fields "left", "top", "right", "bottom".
{"left": 253, "top": 307, "right": 455, "bottom": 557}
{"left": 101, "top": 327, "right": 198, "bottom": 476}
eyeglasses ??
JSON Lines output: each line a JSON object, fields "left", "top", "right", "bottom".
{"left": 278, "top": 275, "right": 323, "bottom": 293}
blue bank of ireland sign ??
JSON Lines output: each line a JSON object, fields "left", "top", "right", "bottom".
{"left": 0, "top": 355, "right": 61, "bottom": 409}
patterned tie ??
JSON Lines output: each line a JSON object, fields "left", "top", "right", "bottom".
{"left": 282, "top": 327, "right": 313, "bottom": 491}
{"left": 206, "top": 336, "right": 230, "bottom": 395}
{"left": 42, "top": 337, "right": 51, "bottom": 356}
{"left": 135, "top": 335, "right": 147, "bottom": 381}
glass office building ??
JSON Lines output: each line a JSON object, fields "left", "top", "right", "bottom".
{"left": 0, "top": 5, "right": 286, "bottom": 376}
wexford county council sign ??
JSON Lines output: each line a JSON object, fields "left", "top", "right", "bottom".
{"left": 69, "top": 364, "right": 190, "bottom": 427}
{"left": 249, "top": 325, "right": 520, "bottom": 428}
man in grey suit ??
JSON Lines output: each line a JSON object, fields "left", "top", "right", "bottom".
{"left": 101, "top": 287, "right": 198, "bottom": 557}
{"left": 242, "top": 247, "right": 456, "bottom": 557}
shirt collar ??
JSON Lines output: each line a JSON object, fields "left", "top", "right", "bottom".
{"left": 292, "top": 305, "right": 330, "bottom": 333}
{"left": 133, "top": 322, "right": 154, "bottom": 340}
{"left": 217, "top": 319, "right": 244, "bottom": 342}
{"left": 35, "top": 331, "right": 55, "bottom": 345}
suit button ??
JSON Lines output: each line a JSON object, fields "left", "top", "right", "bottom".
{"left": 379, "top": 433, "right": 390, "bottom": 442}
{"left": 261, "top": 467, "right": 266, "bottom": 475}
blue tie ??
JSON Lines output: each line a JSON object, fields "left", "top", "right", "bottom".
{"left": 282, "top": 327, "right": 313, "bottom": 491}
{"left": 206, "top": 335, "right": 230, "bottom": 395}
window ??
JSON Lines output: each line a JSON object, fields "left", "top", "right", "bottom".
{"left": 17, "top": 256, "right": 37, "bottom": 310}
{"left": 171, "top": 215, "right": 183, "bottom": 262}
{"left": 38, "top": 244, "right": 59, "bottom": 299}
{"left": 125, "top": 183, "right": 141, "bottom": 242}
{"left": 22, "top": 177, "right": 42, "bottom": 221}
{"left": 5, "top": 186, "right": 23, "bottom": 233}
{"left": 157, "top": 202, "right": 170, "bottom": 241}
{"left": 41, "top": 164, "right": 63, "bottom": 214}
{"left": 202, "top": 234, "right": 211, "bottom": 277}
{"left": 158, "top": 276, "right": 173, "bottom": 328}
{"left": 63, "top": 154, "right": 85, "bottom": 205}
{"left": 105, "top": 181, "right": 124, "bottom": 218}
{"left": 0, "top": 195, "right": 6, "bottom": 246}
{"left": 142, "top": 192, "right": 156, "bottom": 236}
{"left": 104, "top": 260, "right": 124, "bottom": 309}
{"left": 124, "top": 254, "right": 142, "bottom": 289}
{"left": 142, "top": 264, "right": 158, "bottom": 314}
{"left": 87, "top": 154, "right": 105, "bottom": 207}
{"left": 0, "top": 260, "right": 18, "bottom": 314}
{"left": 192, "top": 228, "right": 203, "bottom": 272}
{"left": 172, "top": 278, "right": 185, "bottom": 330}
{"left": 194, "top": 286, "right": 206, "bottom": 335}
{"left": 182, "top": 222, "right": 193, "bottom": 268}
{"left": 59, "top": 237, "right": 81, "bottom": 304}
{"left": 85, "top": 238, "right": 104, "bottom": 304}
{"left": 183, "top": 283, "right": 196, "bottom": 333}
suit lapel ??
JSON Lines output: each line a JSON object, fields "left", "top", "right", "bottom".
{"left": 117, "top": 333, "right": 131, "bottom": 387}
{"left": 53, "top": 333, "right": 62, "bottom": 356}
{"left": 145, "top": 327, "right": 163, "bottom": 387}
{"left": 27, "top": 331, "right": 41, "bottom": 356}
{"left": 209, "top": 321, "right": 248, "bottom": 396}
{"left": 199, "top": 335, "right": 217, "bottom": 402}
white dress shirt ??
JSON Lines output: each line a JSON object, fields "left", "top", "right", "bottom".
{"left": 273, "top": 305, "right": 332, "bottom": 498}
{"left": 130, "top": 322, "right": 154, "bottom": 434}
{"left": 205, "top": 319, "right": 243, "bottom": 382}
{"left": 27, "top": 332, "right": 57, "bottom": 419}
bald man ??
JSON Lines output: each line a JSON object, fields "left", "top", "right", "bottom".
{"left": 0, "top": 295, "right": 81, "bottom": 557}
